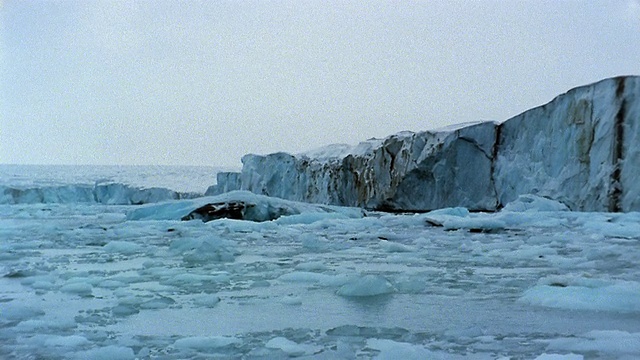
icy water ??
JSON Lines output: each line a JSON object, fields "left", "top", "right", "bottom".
{"left": 1, "top": 166, "right": 640, "bottom": 359}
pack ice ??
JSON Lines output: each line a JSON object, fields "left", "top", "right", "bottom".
{"left": 210, "top": 76, "right": 640, "bottom": 212}
{"left": 3, "top": 189, "right": 640, "bottom": 358}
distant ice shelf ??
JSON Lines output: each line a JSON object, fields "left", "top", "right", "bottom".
{"left": 0, "top": 182, "right": 201, "bottom": 205}
{"left": 209, "top": 76, "right": 640, "bottom": 212}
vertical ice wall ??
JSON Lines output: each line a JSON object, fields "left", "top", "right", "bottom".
{"left": 211, "top": 76, "right": 639, "bottom": 212}
{"left": 378, "top": 122, "right": 497, "bottom": 211}
{"left": 210, "top": 122, "right": 497, "bottom": 211}
{"left": 618, "top": 77, "right": 640, "bottom": 211}
{"left": 495, "top": 76, "right": 639, "bottom": 212}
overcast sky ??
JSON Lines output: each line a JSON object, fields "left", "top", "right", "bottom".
{"left": 2, "top": 1, "right": 639, "bottom": 167}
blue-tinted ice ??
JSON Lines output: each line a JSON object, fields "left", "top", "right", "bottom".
{"left": 2, "top": 193, "right": 640, "bottom": 359}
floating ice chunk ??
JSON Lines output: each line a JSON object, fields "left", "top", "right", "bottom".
{"left": 173, "top": 336, "right": 240, "bottom": 350}
{"left": 519, "top": 276, "right": 640, "bottom": 313}
{"left": 503, "top": 194, "right": 570, "bottom": 212}
{"left": 73, "top": 345, "right": 135, "bottom": 360}
{"left": 534, "top": 354, "right": 584, "bottom": 360}
{"left": 170, "top": 236, "right": 238, "bottom": 264}
{"left": 496, "top": 211, "right": 568, "bottom": 229}
{"left": 279, "top": 271, "right": 332, "bottom": 283}
{"left": 111, "top": 304, "right": 140, "bottom": 317}
{"left": 278, "top": 271, "right": 351, "bottom": 287}
{"left": 365, "top": 339, "right": 435, "bottom": 360}
{"left": 30, "top": 280, "right": 57, "bottom": 290}
{"left": 280, "top": 295, "right": 303, "bottom": 305}
{"left": 182, "top": 248, "right": 235, "bottom": 264}
{"left": 3, "top": 267, "right": 37, "bottom": 278}
{"left": 1, "top": 304, "right": 45, "bottom": 321}
{"left": 378, "top": 240, "right": 414, "bottom": 253}
{"left": 103, "top": 240, "right": 143, "bottom": 255}
{"left": 394, "top": 276, "right": 427, "bottom": 294}
{"left": 162, "top": 273, "right": 230, "bottom": 287}
{"left": 336, "top": 275, "right": 395, "bottom": 297}
{"left": 426, "top": 207, "right": 470, "bottom": 217}
{"left": 128, "top": 190, "right": 364, "bottom": 222}
{"left": 422, "top": 207, "right": 506, "bottom": 232}
{"left": 275, "top": 212, "right": 351, "bottom": 225}
{"left": 169, "top": 237, "right": 205, "bottom": 253}
{"left": 193, "top": 294, "right": 221, "bottom": 307}
{"left": 60, "top": 281, "right": 93, "bottom": 295}
{"left": 265, "top": 337, "right": 320, "bottom": 357}
{"left": 126, "top": 199, "right": 201, "bottom": 220}
{"left": 301, "top": 234, "right": 332, "bottom": 253}
{"left": 98, "top": 279, "right": 127, "bottom": 289}
{"left": 441, "top": 217, "right": 506, "bottom": 233}
{"left": 15, "top": 318, "right": 77, "bottom": 332}
{"left": 139, "top": 296, "right": 175, "bottom": 309}
{"left": 44, "top": 335, "right": 90, "bottom": 348}
{"left": 294, "top": 261, "right": 328, "bottom": 271}
{"left": 250, "top": 280, "right": 271, "bottom": 288}
{"left": 208, "top": 217, "right": 279, "bottom": 232}
{"left": 506, "top": 245, "right": 557, "bottom": 261}
{"left": 579, "top": 216, "right": 640, "bottom": 239}
{"left": 547, "top": 330, "right": 640, "bottom": 357}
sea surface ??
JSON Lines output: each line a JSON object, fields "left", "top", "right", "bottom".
{"left": 1, "top": 165, "right": 640, "bottom": 359}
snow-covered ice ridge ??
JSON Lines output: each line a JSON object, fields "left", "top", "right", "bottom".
{"left": 210, "top": 76, "right": 640, "bottom": 212}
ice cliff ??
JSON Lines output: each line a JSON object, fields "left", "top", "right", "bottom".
{"left": 209, "top": 76, "right": 639, "bottom": 212}
{"left": 495, "top": 76, "right": 640, "bottom": 212}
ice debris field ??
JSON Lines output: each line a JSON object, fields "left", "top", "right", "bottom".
{"left": 0, "top": 167, "right": 639, "bottom": 359}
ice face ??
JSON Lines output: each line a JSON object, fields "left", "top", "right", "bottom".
{"left": 212, "top": 76, "right": 640, "bottom": 212}
{"left": 2, "top": 194, "right": 640, "bottom": 359}
{"left": 212, "top": 121, "right": 499, "bottom": 212}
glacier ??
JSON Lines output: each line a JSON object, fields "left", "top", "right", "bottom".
{"left": 210, "top": 76, "right": 640, "bottom": 212}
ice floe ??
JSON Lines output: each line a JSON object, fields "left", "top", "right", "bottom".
{"left": 3, "top": 190, "right": 640, "bottom": 358}
{"left": 127, "top": 190, "right": 365, "bottom": 222}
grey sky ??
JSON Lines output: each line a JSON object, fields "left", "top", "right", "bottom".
{"left": 2, "top": 1, "right": 639, "bottom": 167}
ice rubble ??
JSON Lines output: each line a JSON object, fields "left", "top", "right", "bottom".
{"left": 518, "top": 275, "right": 640, "bottom": 313}
{"left": 130, "top": 191, "right": 640, "bottom": 315}
{"left": 210, "top": 76, "right": 640, "bottom": 212}
{"left": 0, "top": 182, "right": 200, "bottom": 205}
{"left": 3, "top": 192, "right": 640, "bottom": 358}
{"left": 336, "top": 275, "right": 396, "bottom": 297}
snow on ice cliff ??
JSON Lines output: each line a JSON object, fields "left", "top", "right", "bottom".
{"left": 209, "top": 76, "right": 640, "bottom": 212}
